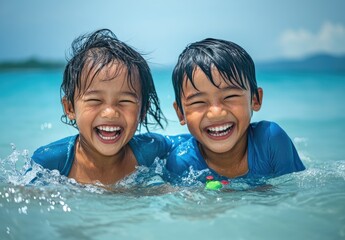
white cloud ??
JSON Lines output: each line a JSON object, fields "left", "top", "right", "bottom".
{"left": 279, "top": 21, "right": 345, "bottom": 58}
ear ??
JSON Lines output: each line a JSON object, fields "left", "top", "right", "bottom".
{"left": 252, "top": 87, "right": 263, "bottom": 112}
{"left": 62, "top": 97, "right": 76, "bottom": 120}
{"left": 173, "top": 101, "right": 186, "bottom": 125}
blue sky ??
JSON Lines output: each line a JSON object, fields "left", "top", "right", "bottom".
{"left": 1, "top": 0, "right": 345, "bottom": 66}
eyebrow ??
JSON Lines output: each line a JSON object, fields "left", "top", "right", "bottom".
{"left": 185, "top": 92, "right": 205, "bottom": 101}
{"left": 121, "top": 91, "right": 140, "bottom": 99}
{"left": 84, "top": 90, "right": 101, "bottom": 96}
{"left": 185, "top": 85, "right": 242, "bottom": 101}
{"left": 84, "top": 90, "right": 139, "bottom": 99}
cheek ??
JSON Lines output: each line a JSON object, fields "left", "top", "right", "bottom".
{"left": 230, "top": 96, "right": 252, "bottom": 111}
{"left": 232, "top": 103, "right": 253, "bottom": 121}
{"left": 124, "top": 105, "right": 141, "bottom": 122}
{"left": 230, "top": 104, "right": 251, "bottom": 119}
{"left": 75, "top": 105, "right": 96, "bottom": 119}
{"left": 184, "top": 110, "right": 203, "bottom": 125}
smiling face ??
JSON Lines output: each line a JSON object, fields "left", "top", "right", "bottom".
{"left": 174, "top": 67, "right": 262, "bottom": 157}
{"left": 63, "top": 61, "right": 141, "bottom": 158}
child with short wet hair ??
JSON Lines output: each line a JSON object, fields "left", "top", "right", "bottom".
{"left": 167, "top": 38, "right": 305, "bottom": 181}
{"left": 32, "top": 29, "right": 185, "bottom": 185}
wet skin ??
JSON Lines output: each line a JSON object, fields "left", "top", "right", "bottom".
{"left": 174, "top": 67, "right": 263, "bottom": 178}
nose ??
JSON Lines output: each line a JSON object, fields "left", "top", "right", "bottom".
{"left": 101, "top": 106, "right": 119, "bottom": 119}
{"left": 206, "top": 104, "right": 227, "bottom": 119}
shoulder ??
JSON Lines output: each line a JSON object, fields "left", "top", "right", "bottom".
{"left": 248, "top": 121, "right": 305, "bottom": 176}
{"left": 249, "top": 121, "right": 289, "bottom": 142}
{"left": 131, "top": 132, "right": 165, "bottom": 143}
{"left": 129, "top": 132, "right": 171, "bottom": 156}
{"left": 130, "top": 132, "right": 192, "bottom": 166}
{"left": 31, "top": 135, "right": 77, "bottom": 175}
{"left": 166, "top": 137, "right": 203, "bottom": 175}
{"left": 249, "top": 120, "right": 294, "bottom": 153}
{"left": 131, "top": 132, "right": 192, "bottom": 146}
{"left": 250, "top": 120, "right": 283, "bottom": 134}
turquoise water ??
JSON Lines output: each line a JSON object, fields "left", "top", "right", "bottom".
{"left": 0, "top": 69, "right": 345, "bottom": 240}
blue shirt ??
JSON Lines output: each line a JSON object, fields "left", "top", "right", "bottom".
{"left": 166, "top": 121, "right": 305, "bottom": 181}
{"left": 32, "top": 132, "right": 191, "bottom": 177}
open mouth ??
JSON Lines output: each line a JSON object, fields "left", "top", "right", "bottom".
{"left": 206, "top": 123, "right": 233, "bottom": 137}
{"left": 96, "top": 125, "right": 122, "bottom": 142}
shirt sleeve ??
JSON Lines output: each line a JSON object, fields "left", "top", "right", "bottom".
{"left": 31, "top": 135, "right": 77, "bottom": 176}
{"left": 129, "top": 133, "right": 192, "bottom": 166}
{"left": 166, "top": 137, "right": 204, "bottom": 176}
{"left": 267, "top": 122, "right": 306, "bottom": 176}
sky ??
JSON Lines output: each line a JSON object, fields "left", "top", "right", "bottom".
{"left": 1, "top": 0, "right": 345, "bottom": 66}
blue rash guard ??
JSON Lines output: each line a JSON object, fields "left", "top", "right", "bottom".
{"left": 32, "top": 132, "right": 191, "bottom": 177}
{"left": 166, "top": 121, "right": 306, "bottom": 181}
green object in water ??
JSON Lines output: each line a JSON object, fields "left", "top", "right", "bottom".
{"left": 205, "top": 180, "right": 223, "bottom": 190}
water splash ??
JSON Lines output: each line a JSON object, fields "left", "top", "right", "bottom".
{"left": 1, "top": 144, "right": 32, "bottom": 185}
{"left": 0, "top": 145, "right": 344, "bottom": 240}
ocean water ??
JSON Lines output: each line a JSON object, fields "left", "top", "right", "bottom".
{"left": 0, "top": 68, "right": 345, "bottom": 240}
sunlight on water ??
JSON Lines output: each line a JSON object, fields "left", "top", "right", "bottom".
{"left": 1, "top": 144, "right": 345, "bottom": 240}
{"left": 1, "top": 70, "right": 345, "bottom": 239}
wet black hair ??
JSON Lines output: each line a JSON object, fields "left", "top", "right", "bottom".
{"left": 172, "top": 38, "right": 260, "bottom": 114}
{"left": 61, "top": 29, "right": 166, "bottom": 131}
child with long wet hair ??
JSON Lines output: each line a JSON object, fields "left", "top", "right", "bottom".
{"left": 61, "top": 29, "right": 164, "bottom": 131}
{"left": 32, "top": 29, "right": 185, "bottom": 185}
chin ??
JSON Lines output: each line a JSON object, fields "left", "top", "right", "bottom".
{"left": 203, "top": 140, "right": 235, "bottom": 153}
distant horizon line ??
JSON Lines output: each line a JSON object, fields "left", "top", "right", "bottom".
{"left": 1, "top": 52, "right": 344, "bottom": 63}
{"left": 1, "top": 52, "right": 345, "bottom": 72}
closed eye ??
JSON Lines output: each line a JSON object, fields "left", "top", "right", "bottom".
{"left": 85, "top": 98, "right": 101, "bottom": 103}
{"left": 83, "top": 98, "right": 102, "bottom": 106}
{"left": 119, "top": 99, "right": 138, "bottom": 104}
{"left": 188, "top": 101, "right": 205, "bottom": 106}
{"left": 224, "top": 95, "right": 240, "bottom": 100}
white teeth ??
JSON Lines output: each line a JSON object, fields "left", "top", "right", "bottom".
{"left": 207, "top": 123, "right": 233, "bottom": 137}
{"left": 209, "top": 131, "right": 229, "bottom": 137}
{"left": 207, "top": 124, "right": 232, "bottom": 132}
{"left": 96, "top": 125, "right": 121, "bottom": 141}
{"left": 97, "top": 126, "right": 121, "bottom": 132}
{"left": 98, "top": 134, "right": 118, "bottom": 140}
